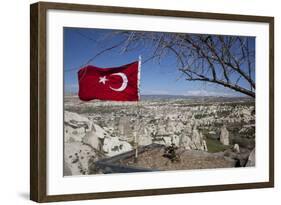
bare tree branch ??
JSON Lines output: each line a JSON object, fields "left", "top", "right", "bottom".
{"left": 86, "top": 31, "right": 256, "bottom": 98}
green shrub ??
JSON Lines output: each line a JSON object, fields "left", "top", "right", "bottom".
{"left": 206, "top": 138, "right": 231, "bottom": 153}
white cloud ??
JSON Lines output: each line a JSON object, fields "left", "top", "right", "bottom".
{"left": 183, "top": 90, "right": 233, "bottom": 97}
{"left": 141, "top": 89, "right": 170, "bottom": 95}
{"left": 141, "top": 89, "right": 238, "bottom": 96}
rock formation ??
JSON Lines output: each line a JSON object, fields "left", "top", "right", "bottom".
{"left": 191, "top": 125, "right": 201, "bottom": 148}
{"left": 202, "top": 140, "right": 208, "bottom": 152}
{"left": 179, "top": 134, "right": 193, "bottom": 150}
{"left": 103, "top": 137, "right": 132, "bottom": 157}
{"left": 64, "top": 111, "right": 92, "bottom": 142}
{"left": 191, "top": 125, "right": 205, "bottom": 150}
{"left": 246, "top": 148, "right": 255, "bottom": 167}
{"left": 220, "top": 125, "right": 230, "bottom": 145}
{"left": 64, "top": 142, "right": 97, "bottom": 176}
{"left": 64, "top": 111, "right": 135, "bottom": 175}
{"left": 233, "top": 144, "right": 240, "bottom": 153}
{"left": 82, "top": 123, "right": 106, "bottom": 151}
{"left": 63, "top": 95, "right": 256, "bottom": 175}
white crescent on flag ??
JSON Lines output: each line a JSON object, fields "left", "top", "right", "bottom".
{"left": 109, "top": 72, "right": 128, "bottom": 92}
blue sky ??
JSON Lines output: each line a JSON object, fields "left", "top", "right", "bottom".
{"left": 64, "top": 27, "right": 255, "bottom": 97}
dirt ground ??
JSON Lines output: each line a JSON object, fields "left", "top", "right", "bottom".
{"left": 118, "top": 147, "right": 236, "bottom": 171}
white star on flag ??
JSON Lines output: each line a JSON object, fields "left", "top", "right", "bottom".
{"left": 99, "top": 76, "right": 108, "bottom": 84}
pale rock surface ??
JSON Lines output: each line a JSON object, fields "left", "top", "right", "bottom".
{"left": 246, "top": 148, "right": 255, "bottom": 167}
{"left": 102, "top": 137, "right": 132, "bottom": 157}
{"left": 137, "top": 132, "right": 153, "bottom": 146}
{"left": 202, "top": 140, "right": 208, "bottom": 152}
{"left": 161, "top": 136, "right": 173, "bottom": 146}
{"left": 63, "top": 161, "right": 72, "bottom": 176}
{"left": 156, "top": 124, "right": 208, "bottom": 151}
{"left": 233, "top": 143, "right": 240, "bottom": 153}
{"left": 191, "top": 125, "right": 204, "bottom": 150}
{"left": 156, "top": 124, "right": 167, "bottom": 136}
{"left": 64, "top": 111, "right": 92, "bottom": 142}
{"left": 64, "top": 125, "right": 85, "bottom": 142}
{"left": 162, "top": 135, "right": 180, "bottom": 146}
{"left": 82, "top": 123, "right": 107, "bottom": 151}
{"left": 220, "top": 125, "right": 230, "bottom": 145}
{"left": 118, "top": 116, "right": 133, "bottom": 140}
{"left": 135, "top": 124, "right": 153, "bottom": 146}
{"left": 64, "top": 142, "right": 97, "bottom": 176}
{"left": 179, "top": 134, "right": 192, "bottom": 150}
{"left": 64, "top": 111, "right": 92, "bottom": 131}
{"left": 171, "top": 135, "right": 180, "bottom": 146}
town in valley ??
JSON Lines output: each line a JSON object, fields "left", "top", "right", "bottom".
{"left": 64, "top": 95, "right": 255, "bottom": 176}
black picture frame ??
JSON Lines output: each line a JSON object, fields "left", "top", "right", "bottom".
{"left": 30, "top": 1, "right": 274, "bottom": 202}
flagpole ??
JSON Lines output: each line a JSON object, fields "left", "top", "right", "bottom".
{"left": 134, "top": 55, "right": 141, "bottom": 162}
{"left": 138, "top": 55, "right": 141, "bottom": 101}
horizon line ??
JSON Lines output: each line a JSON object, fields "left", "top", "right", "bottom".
{"left": 64, "top": 93, "right": 251, "bottom": 98}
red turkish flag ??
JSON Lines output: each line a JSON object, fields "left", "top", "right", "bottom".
{"left": 78, "top": 61, "right": 140, "bottom": 101}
